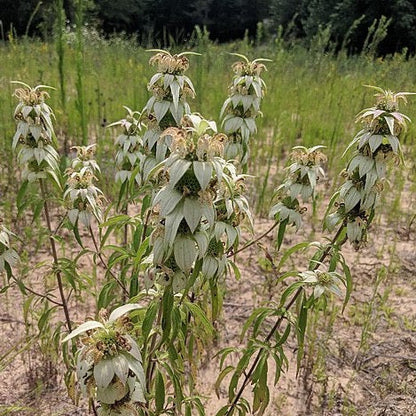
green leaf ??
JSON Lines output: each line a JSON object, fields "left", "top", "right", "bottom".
{"left": 215, "top": 366, "right": 234, "bottom": 398}
{"left": 142, "top": 301, "right": 158, "bottom": 341}
{"left": 38, "top": 306, "right": 57, "bottom": 332}
{"left": 276, "top": 219, "right": 288, "bottom": 250}
{"left": 341, "top": 258, "right": 352, "bottom": 312}
{"left": 184, "top": 301, "right": 214, "bottom": 336}
{"left": 97, "top": 281, "right": 117, "bottom": 310}
{"left": 161, "top": 287, "right": 174, "bottom": 344}
{"left": 155, "top": 370, "right": 165, "bottom": 412}
{"left": 296, "top": 296, "right": 308, "bottom": 375}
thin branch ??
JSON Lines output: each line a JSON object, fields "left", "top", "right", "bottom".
{"left": 228, "top": 221, "right": 279, "bottom": 257}
{"left": 40, "top": 179, "right": 72, "bottom": 333}
{"left": 88, "top": 226, "right": 129, "bottom": 297}
{"left": 10, "top": 275, "right": 63, "bottom": 306}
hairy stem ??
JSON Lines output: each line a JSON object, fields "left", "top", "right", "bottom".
{"left": 39, "top": 179, "right": 72, "bottom": 332}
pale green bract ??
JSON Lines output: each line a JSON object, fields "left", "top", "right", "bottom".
{"left": 270, "top": 146, "right": 327, "bottom": 234}
{"left": 299, "top": 270, "right": 344, "bottom": 299}
{"left": 220, "top": 54, "right": 270, "bottom": 166}
{"left": 149, "top": 112, "right": 253, "bottom": 287}
{"left": 11, "top": 82, "right": 60, "bottom": 184}
{"left": 64, "top": 145, "right": 104, "bottom": 227}
{"left": 325, "top": 87, "right": 413, "bottom": 249}
{"left": 0, "top": 222, "right": 19, "bottom": 274}
{"left": 108, "top": 107, "right": 147, "bottom": 185}
{"left": 62, "top": 304, "right": 145, "bottom": 415}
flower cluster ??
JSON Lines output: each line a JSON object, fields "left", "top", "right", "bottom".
{"left": 0, "top": 219, "right": 19, "bottom": 275}
{"left": 64, "top": 145, "right": 104, "bottom": 227}
{"left": 63, "top": 304, "right": 145, "bottom": 415}
{"left": 270, "top": 146, "right": 326, "bottom": 237}
{"left": 144, "top": 50, "right": 196, "bottom": 130}
{"left": 326, "top": 86, "right": 414, "bottom": 249}
{"left": 108, "top": 107, "right": 146, "bottom": 185}
{"left": 149, "top": 113, "right": 252, "bottom": 289}
{"left": 299, "top": 269, "right": 344, "bottom": 299}
{"left": 220, "top": 54, "right": 270, "bottom": 166}
{"left": 12, "top": 82, "right": 60, "bottom": 183}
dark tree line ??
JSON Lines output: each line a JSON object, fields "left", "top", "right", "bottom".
{"left": 1, "top": 0, "right": 415, "bottom": 54}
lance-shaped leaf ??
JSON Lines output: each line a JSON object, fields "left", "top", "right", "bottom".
{"left": 183, "top": 197, "right": 203, "bottom": 232}
{"left": 174, "top": 235, "right": 197, "bottom": 273}
{"left": 193, "top": 161, "right": 213, "bottom": 191}
{"left": 62, "top": 320, "right": 105, "bottom": 343}
{"left": 108, "top": 303, "right": 141, "bottom": 323}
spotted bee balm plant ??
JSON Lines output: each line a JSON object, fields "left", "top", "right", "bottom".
{"left": 7, "top": 52, "right": 415, "bottom": 416}
{"left": 220, "top": 54, "right": 270, "bottom": 169}
{"left": 151, "top": 112, "right": 251, "bottom": 289}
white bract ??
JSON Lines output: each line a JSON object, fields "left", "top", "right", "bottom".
{"left": 62, "top": 304, "right": 145, "bottom": 415}
{"left": 220, "top": 54, "right": 270, "bottom": 165}
{"left": 11, "top": 82, "right": 60, "bottom": 183}
{"left": 270, "top": 146, "right": 327, "bottom": 231}
{"left": 150, "top": 113, "right": 253, "bottom": 286}
{"left": 326, "top": 87, "right": 413, "bottom": 249}
{"left": 64, "top": 146, "right": 104, "bottom": 227}
{"left": 108, "top": 107, "right": 146, "bottom": 185}
{"left": 300, "top": 270, "right": 344, "bottom": 299}
{"left": 144, "top": 50, "right": 196, "bottom": 128}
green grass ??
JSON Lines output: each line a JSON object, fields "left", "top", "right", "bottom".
{"left": 1, "top": 33, "right": 415, "bottom": 215}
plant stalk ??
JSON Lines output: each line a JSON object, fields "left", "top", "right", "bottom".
{"left": 229, "top": 221, "right": 279, "bottom": 257}
{"left": 88, "top": 226, "right": 129, "bottom": 297}
{"left": 39, "top": 179, "right": 72, "bottom": 332}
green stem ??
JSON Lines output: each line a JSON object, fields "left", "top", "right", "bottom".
{"left": 88, "top": 226, "right": 129, "bottom": 297}
{"left": 39, "top": 179, "right": 72, "bottom": 333}
{"left": 223, "top": 223, "right": 346, "bottom": 416}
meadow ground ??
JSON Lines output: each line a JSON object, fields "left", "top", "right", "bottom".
{"left": 1, "top": 36, "right": 416, "bottom": 415}
{"left": 1, "top": 183, "right": 416, "bottom": 415}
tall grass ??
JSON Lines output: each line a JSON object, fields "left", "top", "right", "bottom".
{"left": 1, "top": 32, "right": 415, "bottom": 216}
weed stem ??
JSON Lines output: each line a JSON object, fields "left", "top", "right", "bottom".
{"left": 229, "top": 221, "right": 279, "bottom": 257}
{"left": 39, "top": 179, "right": 72, "bottom": 332}
{"left": 88, "top": 226, "right": 129, "bottom": 297}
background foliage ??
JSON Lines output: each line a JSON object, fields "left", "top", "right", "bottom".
{"left": 1, "top": 0, "right": 416, "bottom": 54}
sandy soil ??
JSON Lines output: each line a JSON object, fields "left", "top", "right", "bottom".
{"left": 1, "top": 185, "right": 416, "bottom": 416}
